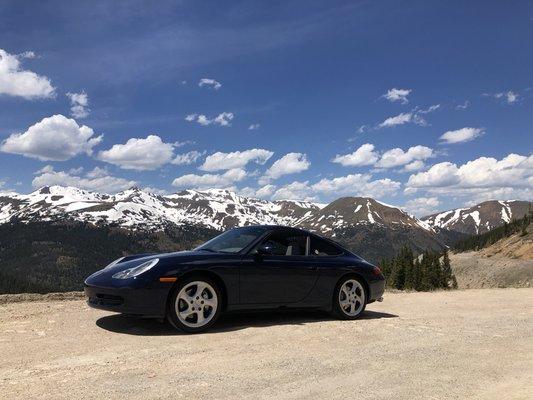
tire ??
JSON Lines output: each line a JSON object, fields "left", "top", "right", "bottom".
{"left": 332, "top": 276, "right": 367, "bottom": 320}
{"left": 167, "top": 276, "right": 222, "bottom": 333}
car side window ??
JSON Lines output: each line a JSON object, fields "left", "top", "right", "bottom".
{"left": 310, "top": 237, "right": 343, "bottom": 256}
{"left": 255, "top": 232, "right": 308, "bottom": 256}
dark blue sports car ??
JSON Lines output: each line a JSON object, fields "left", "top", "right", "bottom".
{"left": 85, "top": 225, "right": 385, "bottom": 333}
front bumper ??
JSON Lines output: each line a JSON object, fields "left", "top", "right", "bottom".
{"left": 84, "top": 284, "right": 169, "bottom": 317}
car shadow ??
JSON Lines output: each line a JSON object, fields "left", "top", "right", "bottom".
{"left": 95, "top": 309, "right": 398, "bottom": 336}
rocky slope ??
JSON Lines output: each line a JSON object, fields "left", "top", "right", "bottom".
{"left": 423, "top": 200, "right": 531, "bottom": 235}
{"left": 450, "top": 225, "right": 533, "bottom": 289}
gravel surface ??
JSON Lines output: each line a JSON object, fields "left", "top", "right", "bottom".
{"left": 1, "top": 289, "right": 532, "bottom": 399}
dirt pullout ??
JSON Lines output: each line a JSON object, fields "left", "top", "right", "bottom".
{"left": 1, "top": 289, "right": 532, "bottom": 400}
{"left": 0, "top": 291, "right": 84, "bottom": 305}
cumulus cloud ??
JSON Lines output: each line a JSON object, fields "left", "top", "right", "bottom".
{"left": 238, "top": 184, "right": 277, "bottom": 199}
{"left": 172, "top": 168, "right": 246, "bottom": 189}
{"left": 402, "top": 160, "right": 426, "bottom": 172}
{"left": 185, "top": 112, "right": 234, "bottom": 127}
{"left": 403, "top": 197, "right": 441, "bottom": 217}
{"left": 198, "top": 78, "right": 222, "bottom": 90}
{"left": 172, "top": 150, "right": 206, "bottom": 165}
{"left": 406, "top": 154, "right": 533, "bottom": 200}
{"left": 333, "top": 144, "right": 433, "bottom": 171}
{"left": 383, "top": 88, "right": 411, "bottom": 104}
{"left": 439, "top": 127, "right": 484, "bottom": 144}
{"left": 332, "top": 143, "right": 379, "bottom": 167}
{"left": 376, "top": 145, "right": 434, "bottom": 169}
{"left": 271, "top": 173, "right": 401, "bottom": 201}
{"left": 66, "top": 91, "right": 90, "bottom": 119}
{"left": 248, "top": 123, "right": 260, "bottom": 130}
{"left": 311, "top": 174, "right": 401, "bottom": 198}
{"left": 32, "top": 165, "right": 136, "bottom": 194}
{"left": 200, "top": 149, "right": 274, "bottom": 171}
{"left": 260, "top": 153, "right": 310, "bottom": 184}
{"left": 97, "top": 135, "right": 175, "bottom": 170}
{"left": 1, "top": 114, "right": 102, "bottom": 161}
{"left": 0, "top": 49, "right": 55, "bottom": 99}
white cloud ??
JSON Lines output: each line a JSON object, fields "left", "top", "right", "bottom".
{"left": 32, "top": 166, "right": 136, "bottom": 194}
{"left": 485, "top": 90, "right": 519, "bottom": 104}
{"left": 172, "top": 168, "right": 246, "bottom": 189}
{"left": 439, "top": 127, "right": 484, "bottom": 144}
{"left": 256, "top": 184, "right": 277, "bottom": 198}
{"left": 260, "top": 152, "right": 310, "bottom": 184}
{"left": 185, "top": 112, "right": 234, "bottom": 127}
{"left": 311, "top": 174, "right": 401, "bottom": 198}
{"left": 455, "top": 100, "right": 470, "bottom": 110}
{"left": 402, "top": 160, "right": 426, "bottom": 172}
{"left": 238, "top": 184, "right": 277, "bottom": 199}
{"left": 1, "top": 114, "right": 102, "bottom": 161}
{"left": 376, "top": 145, "right": 434, "bottom": 168}
{"left": 383, "top": 88, "right": 411, "bottom": 104}
{"left": 332, "top": 143, "right": 379, "bottom": 167}
{"left": 66, "top": 91, "right": 90, "bottom": 119}
{"left": 0, "top": 49, "right": 55, "bottom": 99}
{"left": 271, "top": 173, "right": 401, "bottom": 201}
{"left": 172, "top": 150, "right": 206, "bottom": 165}
{"left": 248, "top": 123, "right": 260, "bottom": 130}
{"left": 406, "top": 154, "right": 533, "bottom": 201}
{"left": 198, "top": 78, "right": 222, "bottom": 90}
{"left": 200, "top": 149, "right": 274, "bottom": 171}
{"left": 377, "top": 105, "right": 439, "bottom": 128}
{"left": 403, "top": 197, "right": 440, "bottom": 217}
{"left": 97, "top": 135, "right": 174, "bottom": 170}
{"left": 333, "top": 144, "right": 433, "bottom": 171}
{"left": 272, "top": 181, "right": 315, "bottom": 201}
{"left": 378, "top": 112, "right": 412, "bottom": 128}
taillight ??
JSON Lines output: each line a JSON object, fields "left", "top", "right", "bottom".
{"left": 372, "top": 266, "right": 382, "bottom": 276}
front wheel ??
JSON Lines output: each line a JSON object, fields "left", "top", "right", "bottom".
{"left": 167, "top": 277, "right": 222, "bottom": 333}
{"left": 332, "top": 277, "right": 367, "bottom": 319}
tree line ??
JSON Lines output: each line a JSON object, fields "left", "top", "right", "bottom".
{"left": 454, "top": 210, "right": 531, "bottom": 253}
{"left": 379, "top": 246, "right": 457, "bottom": 291}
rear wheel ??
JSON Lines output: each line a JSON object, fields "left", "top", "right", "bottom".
{"left": 332, "top": 277, "right": 366, "bottom": 319}
{"left": 167, "top": 277, "right": 222, "bottom": 333}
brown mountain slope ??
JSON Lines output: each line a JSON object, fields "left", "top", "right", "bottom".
{"left": 450, "top": 225, "right": 533, "bottom": 288}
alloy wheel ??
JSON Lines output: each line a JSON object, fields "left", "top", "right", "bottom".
{"left": 175, "top": 281, "right": 218, "bottom": 328}
{"left": 338, "top": 279, "right": 365, "bottom": 316}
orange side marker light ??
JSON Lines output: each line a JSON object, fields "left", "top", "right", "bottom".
{"left": 159, "top": 277, "right": 177, "bottom": 283}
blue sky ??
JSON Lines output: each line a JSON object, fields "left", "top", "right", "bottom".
{"left": 0, "top": 0, "right": 532, "bottom": 215}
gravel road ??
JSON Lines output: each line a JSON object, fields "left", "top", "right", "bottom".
{"left": 1, "top": 289, "right": 532, "bottom": 399}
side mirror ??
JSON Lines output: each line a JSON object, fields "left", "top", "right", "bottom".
{"left": 257, "top": 242, "right": 274, "bottom": 255}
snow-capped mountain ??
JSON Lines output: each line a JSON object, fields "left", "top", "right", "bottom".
{"left": 300, "top": 197, "right": 431, "bottom": 234}
{"left": 0, "top": 186, "right": 321, "bottom": 231}
{"left": 0, "top": 186, "right": 436, "bottom": 235}
{"left": 422, "top": 200, "right": 531, "bottom": 235}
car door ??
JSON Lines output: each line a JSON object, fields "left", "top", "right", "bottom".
{"left": 239, "top": 229, "right": 320, "bottom": 304}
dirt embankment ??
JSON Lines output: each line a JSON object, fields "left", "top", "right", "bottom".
{"left": 1, "top": 289, "right": 532, "bottom": 399}
{"left": 450, "top": 228, "right": 533, "bottom": 289}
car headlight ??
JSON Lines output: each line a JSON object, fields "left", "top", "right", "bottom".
{"left": 104, "top": 256, "right": 125, "bottom": 269}
{"left": 112, "top": 258, "right": 159, "bottom": 279}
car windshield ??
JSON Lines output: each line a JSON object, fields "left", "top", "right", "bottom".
{"left": 195, "top": 226, "right": 268, "bottom": 253}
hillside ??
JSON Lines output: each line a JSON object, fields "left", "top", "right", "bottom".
{"left": 450, "top": 225, "right": 533, "bottom": 289}
{"left": 423, "top": 200, "right": 531, "bottom": 235}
